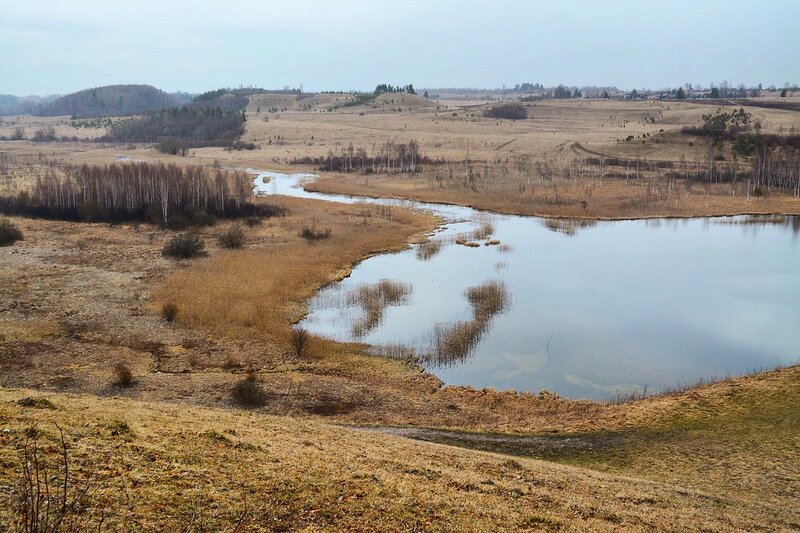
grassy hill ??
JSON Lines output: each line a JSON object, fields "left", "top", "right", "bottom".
{"left": 1, "top": 381, "right": 796, "bottom": 531}
{"left": 37, "top": 84, "right": 190, "bottom": 118}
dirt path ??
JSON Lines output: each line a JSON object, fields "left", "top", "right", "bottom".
{"left": 353, "top": 425, "right": 639, "bottom": 461}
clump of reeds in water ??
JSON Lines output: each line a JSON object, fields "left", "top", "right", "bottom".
{"left": 472, "top": 221, "right": 494, "bottom": 240}
{"left": 416, "top": 239, "right": 443, "bottom": 261}
{"left": 428, "top": 280, "right": 510, "bottom": 366}
{"left": 466, "top": 280, "right": 510, "bottom": 320}
{"left": 346, "top": 279, "right": 412, "bottom": 338}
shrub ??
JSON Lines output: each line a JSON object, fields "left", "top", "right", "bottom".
{"left": 291, "top": 328, "right": 309, "bottom": 357}
{"left": 218, "top": 224, "right": 245, "bottom": 249}
{"left": 162, "top": 232, "right": 205, "bottom": 258}
{"left": 485, "top": 103, "right": 528, "bottom": 120}
{"left": 301, "top": 227, "right": 331, "bottom": 241}
{"left": 231, "top": 373, "right": 267, "bottom": 407}
{"left": 223, "top": 355, "right": 242, "bottom": 370}
{"left": 0, "top": 218, "right": 23, "bottom": 246}
{"left": 114, "top": 362, "right": 134, "bottom": 386}
{"left": 17, "top": 397, "right": 56, "bottom": 410}
{"left": 167, "top": 214, "right": 190, "bottom": 230}
{"left": 161, "top": 302, "right": 179, "bottom": 322}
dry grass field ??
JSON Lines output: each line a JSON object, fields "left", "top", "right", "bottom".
{"left": 2, "top": 386, "right": 795, "bottom": 531}
{"left": 2, "top": 94, "right": 799, "bottom": 529}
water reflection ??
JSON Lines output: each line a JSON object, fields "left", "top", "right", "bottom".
{"left": 255, "top": 172, "right": 800, "bottom": 400}
{"left": 541, "top": 218, "right": 598, "bottom": 236}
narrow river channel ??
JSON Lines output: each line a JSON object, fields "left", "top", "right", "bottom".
{"left": 254, "top": 171, "right": 800, "bottom": 400}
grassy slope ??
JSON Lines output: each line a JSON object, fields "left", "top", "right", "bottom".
{"left": 377, "top": 366, "right": 800, "bottom": 527}
{"left": 1, "top": 387, "right": 796, "bottom": 531}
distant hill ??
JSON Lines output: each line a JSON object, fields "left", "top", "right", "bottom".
{"left": 0, "top": 94, "right": 60, "bottom": 115}
{"left": 37, "top": 84, "right": 191, "bottom": 118}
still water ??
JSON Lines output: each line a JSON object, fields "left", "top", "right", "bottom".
{"left": 254, "top": 171, "right": 800, "bottom": 400}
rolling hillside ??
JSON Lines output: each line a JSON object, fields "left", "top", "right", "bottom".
{"left": 37, "top": 84, "right": 190, "bottom": 118}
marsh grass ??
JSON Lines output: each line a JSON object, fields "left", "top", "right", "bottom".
{"left": 416, "top": 239, "right": 443, "bottom": 261}
{"left": 472, "top": 222, "right": 494, "bottom": 240}
{"left": 429, "top": 280, "right": 510, "bottom": 365}
{"left": 466, "top": 280, "right": 510, "bottom": 321}
{"left": 154, "top": 197, "right": 436, "bottom": 348}
{"left": 346, "top": 279, "right": 412, "bottom": 337}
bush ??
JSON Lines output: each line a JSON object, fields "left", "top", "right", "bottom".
{"left": 114, "top": 362, "right": 134, "bottom": 386}
{"left": 291, "top": 328, "right": 309, "bottom": 357}
{"left": 301, "top": 227, "right": 331, "bottom": 241}
{"left": 161, "top": 302, "right": 178, "bottom": 322}
{"left": 485, "top": 103, "right": 528, "bottom": 120}
{"left": 162, "top": 232, "right": 205, "bottom": 258}
{"left": 0, "top": 218, "right": 23, "bottom": 246}
{"left": 218, "top": 224, "right": 245, "bottom": 249}
{"left": 232, "top": 373, "right": 267, "bottom": 407}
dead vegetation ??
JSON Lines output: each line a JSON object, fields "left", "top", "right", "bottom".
{"left": 346, "top": 279, "right": 412, "bottom": 337}
{"left": 2, "top": 386, "right": 797, "bottom": 531}
{"left": 430, "top": 280, "right": 510, "bottom": 364}
{"left": 415, "top": 238, "right": 443, "bottom": 260}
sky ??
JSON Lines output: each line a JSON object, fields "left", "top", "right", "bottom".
{"left": 1, "top": 0, "right": 798, "bottom": 96}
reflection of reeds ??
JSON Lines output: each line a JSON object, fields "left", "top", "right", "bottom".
{"left": 416, "top": 239, "right": 443, "bottom": 261}
{"left": 427, "top": 280, "right": 510, "bottom": 366}
{"left": 715, "top": 215, "right": 800, "bottom": 234}
{"left": 346, "top": 279, "right": 412, "bottom": 337}
{"left": 542, "top": 218, "right": 597, "bottom": 236}
{"left": 371, "top": 344, "right": 419, "bottom": 363}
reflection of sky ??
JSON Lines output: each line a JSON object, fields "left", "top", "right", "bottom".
{"left": 258, "top": 173, "right": 800, "bottom": 400}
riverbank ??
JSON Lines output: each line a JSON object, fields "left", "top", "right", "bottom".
{"left": 305, "top": 171, "right": 800, "bottom": 220}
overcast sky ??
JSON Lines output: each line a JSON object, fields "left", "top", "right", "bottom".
{"left": 1, "top": 0, "right": 798, "bottom": 96}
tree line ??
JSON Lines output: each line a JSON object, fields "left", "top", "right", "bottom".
{"left": 102, "top": 106, "right": 247, "bottom": 155}
{"left": 292, "top": 140, "right": 433, "bottom": 175}
{"left": 0, "top": 162, "right": 281, "bottom": 224}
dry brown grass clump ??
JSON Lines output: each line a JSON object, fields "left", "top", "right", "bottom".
{"left": 466, "top": 280, "right": 510, "bottom": 320}
{"left": 291, "top": 328, "right": 309, "bottom": 357}
{"left": 160, "top": 302, "right": 179, "bottom": 323}
{"left": 415, "top": 238, "right": 442, "bottom": 260}
{"left": 113, "top": 362, "right": 134, "bottom": 386}
{"left": 346, "top": 279, "right": 412, "bottom": 337}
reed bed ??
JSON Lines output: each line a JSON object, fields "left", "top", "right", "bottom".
{"left": 346, "top": 279, "right": 412, "bottom": 337}
{"left": 416, "top": 239, "right": 443, "bottom": 261}
{"left": 427, "top": 280, "right": 510, "bottom": 365}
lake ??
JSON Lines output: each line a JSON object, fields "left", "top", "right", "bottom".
{"left": 254, "top": 171, "right": 800, "bottom": 400}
